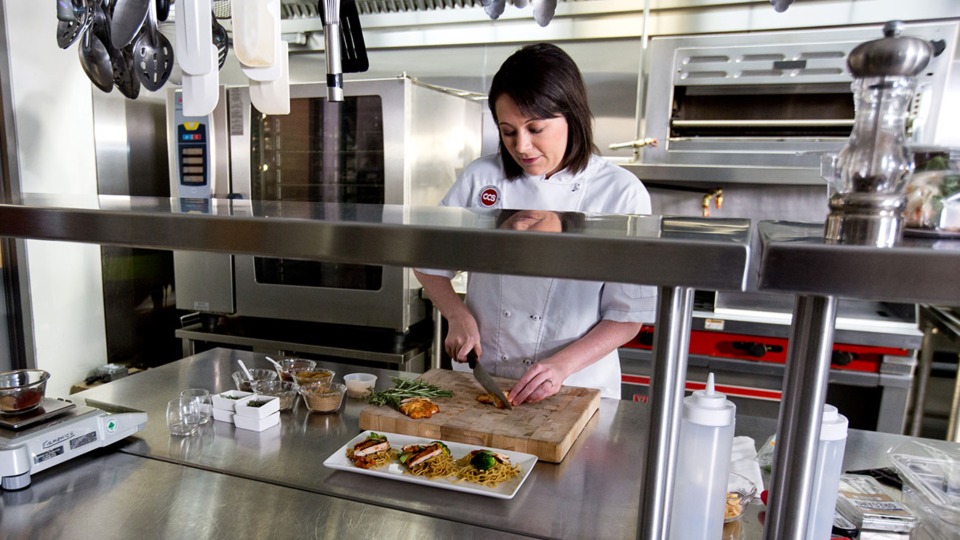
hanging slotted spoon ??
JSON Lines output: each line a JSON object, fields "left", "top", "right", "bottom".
{"left": 112, "top": 42, "right": 142, "bottom": 99}
{"left": 132, "top": 0, "right": 174, "bottom": 91}
{"left": 56, "top": 1, "right": 93, "bottom": 49}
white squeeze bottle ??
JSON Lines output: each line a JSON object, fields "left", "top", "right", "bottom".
{"left": 805, "top": 404, "right": 849, "bottom": 540}
{"left": 668, "top": 373, "right": 736, "bottom": 540}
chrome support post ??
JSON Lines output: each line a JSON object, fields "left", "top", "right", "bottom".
{"left": 638, "top": 286, "right": 694, "bottom": 539}
{"left": 764, "top": 294, "right": 837, "bottom": 539}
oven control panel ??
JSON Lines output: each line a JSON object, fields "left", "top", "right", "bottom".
{"left": 172, "top": 92, "right": 212, "bottom": 200}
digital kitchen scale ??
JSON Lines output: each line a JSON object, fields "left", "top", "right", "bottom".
{"left": 0, "top": 398, "right": 148, "bottom": 490}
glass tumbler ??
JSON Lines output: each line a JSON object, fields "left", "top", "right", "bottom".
{"left": 180, "top": 388, "right": 213, "bottom": 424}
{"left": 166, "top": 397, "right": 202, "bottom": 436}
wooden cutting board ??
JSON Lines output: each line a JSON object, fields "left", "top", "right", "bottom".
{"left": 358, "top": 369, "right": 600, "bottom": 463}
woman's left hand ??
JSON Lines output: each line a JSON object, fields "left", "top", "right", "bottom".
{"left": 508, "top": 361, "right": 565, "bottom": 405}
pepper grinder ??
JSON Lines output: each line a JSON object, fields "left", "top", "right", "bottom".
{"left": 824, "top": 21, "right": 934, "bottom": 247}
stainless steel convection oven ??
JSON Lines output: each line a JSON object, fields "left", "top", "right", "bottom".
{"left": 166, "top": 77, "right": 483, "bottom": 335}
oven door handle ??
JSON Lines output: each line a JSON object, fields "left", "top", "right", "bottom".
{"left": 671, "top": 119, "right": 855, "bottom": 128}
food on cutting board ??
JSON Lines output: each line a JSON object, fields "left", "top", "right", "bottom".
{"left": 367, "top": 376, "right": 452, "bottom": 415}
{"left": 456, "top": 449, "right": 522, "bottom": 488}
{"left": 477, "top": 390, "right": 511, "bottom": 409}
{"left": 346, "top": 432, "right": 392, "bottom": 469}
{"left": 397, "top": 441, "right": 458, "bottom": 479}
{"left": 398, "top": 397, "right": 441, "bottom": 419}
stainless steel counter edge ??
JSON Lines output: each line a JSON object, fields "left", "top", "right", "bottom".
{"left": 0, "top": 194, "right": 752, "bottom": 290}
{"left": 1, "top": 451, "right": 532, "bottom": 540}
{"left": 758, "top": 221, "right": 960, "bottom": 304}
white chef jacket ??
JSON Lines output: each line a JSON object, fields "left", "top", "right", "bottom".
{"left": 421, "top": 154, "right": 657, "bottom": 399}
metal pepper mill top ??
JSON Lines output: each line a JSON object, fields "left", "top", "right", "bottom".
{"left": 824, "top": 21, "right": 934, "bottom": 247}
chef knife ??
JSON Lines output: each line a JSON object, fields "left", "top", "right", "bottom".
{"left": 467, "top": 351, "right": 512, "bottom": 410}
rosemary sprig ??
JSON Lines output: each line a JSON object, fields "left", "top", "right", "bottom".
{"left": 367, "top": 376, "right": 453, "bottom": 409}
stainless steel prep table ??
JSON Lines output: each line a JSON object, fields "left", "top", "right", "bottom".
{"left": 62, "top": 347, "right": 937, "bottom": 539}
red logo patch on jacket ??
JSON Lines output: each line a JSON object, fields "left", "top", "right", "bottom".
{"left": 479, "top": 186, "right": 500, "bottom": 208}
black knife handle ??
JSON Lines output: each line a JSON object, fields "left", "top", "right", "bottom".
{"left": 467, "top": 351, "right": 478, "bottom": 369}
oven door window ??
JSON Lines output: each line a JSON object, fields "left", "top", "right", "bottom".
{"left": 250, "top": 95, "right": 384, "bottom": 291}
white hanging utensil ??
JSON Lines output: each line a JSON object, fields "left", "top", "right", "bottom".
{"left": 249, "top": 40, "right": 289, "bottom": 115}
{"left": 241, "top": 0, "right": 281, "bottom": 81}
{"left": 182, "top": 46, "right": 219, "bottom": 116}
{"left": 175, "top": 0, "right": 213, "bottom": 75}
{"left": 233, "top": 0, "right": 277, "bottom": 68}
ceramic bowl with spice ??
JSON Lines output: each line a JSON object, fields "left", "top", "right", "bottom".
{"left": 299, "top": 382, "right": 346, "bottom": 414}
{"left": 274, "top": 358, "right": 317, "bottom": 383}
{"left": 343, "top": 372, "right": 377, "bottom": 399}
{"left": 293, "top": 369, "right": 335, "bottom": 387}
{"left": 251, "top": 380, "right": 298, "bottom": 411}
{"left": 234, "top": 394, "right": 281, "bottom": 419}
{"left": 231, "top": 369, "right": 277, "bottom": 392}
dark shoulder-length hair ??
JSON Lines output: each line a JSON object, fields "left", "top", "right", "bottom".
{"left": 489, "top": 43, "right": 597, "bottom": 180}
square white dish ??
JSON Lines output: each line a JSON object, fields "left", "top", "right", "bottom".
{"left": 235, "top": 395, "right": 280, "bottom": 418}
{"left": 212, "top": 390, "right": 251, "bottom": 411}
{"left": 323, "top": 430, "right": 538, "bottom": 500}
{"left": 212, "top": 407, "right": 235, "bottom": 423}
{"left": 234, "top": 411, "right": 280, "bottom": 432}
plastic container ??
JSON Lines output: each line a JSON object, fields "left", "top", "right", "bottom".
{"left": 806, "top": 404, "right": 849, "bottom": 540}
{"left": 343, "top": 373, "right": 377, "bottom": 399}
{"left": 669, "top": 373, "right": 736, "bottom": 540}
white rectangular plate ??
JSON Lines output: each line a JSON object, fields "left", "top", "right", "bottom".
{"left": 323, "top": 430, "right": 538, "bottom": 499}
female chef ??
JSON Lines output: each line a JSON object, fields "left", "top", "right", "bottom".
{"left": 414, "top": 43, "right": 656, "bottom": 405}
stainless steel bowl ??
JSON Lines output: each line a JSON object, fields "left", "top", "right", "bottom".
{"left": 0, "top": 369, "right": 50, "bottom": 415}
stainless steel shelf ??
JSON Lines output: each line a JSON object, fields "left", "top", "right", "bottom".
{"left": 758, "top": 221, "right": 960, "bottom": 304}
{"left": 0, "top": 194, "right": 752, "bottom": 290}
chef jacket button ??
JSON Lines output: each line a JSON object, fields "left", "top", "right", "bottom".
{"left": 504, "top": 311, "right": 511, "bottom": 317}
{"left": 501, "top": 355, "right": 508, "bottom": 361}
{"left": 522, "top": 358, "right": 533, "bottom": 366}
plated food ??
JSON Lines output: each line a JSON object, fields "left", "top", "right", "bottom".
{"left": 456, "top": 449, "right": 521, "bottom": 488}
{"left": 324, "top": 431, "right": 538, "bottom": 499}
{"left": 347, "top": 432, "right": 393, "bottom": 469}
{"left": 398, "top": 441, "right": 459, "bottom": 479}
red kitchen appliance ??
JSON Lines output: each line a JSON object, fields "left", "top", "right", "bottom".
{"left": 620, "top": 300, "right": 920, "bottom": 433}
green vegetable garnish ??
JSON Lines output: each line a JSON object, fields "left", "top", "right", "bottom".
{"left": 470, "top": 450, "right": 497, "bottom": 471}
{"left": 366, "top": 377, "right": 453, "bottom": 409}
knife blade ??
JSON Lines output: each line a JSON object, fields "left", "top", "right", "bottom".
{"left": 467, "top": 351, "right": 512, "bottom": 410}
